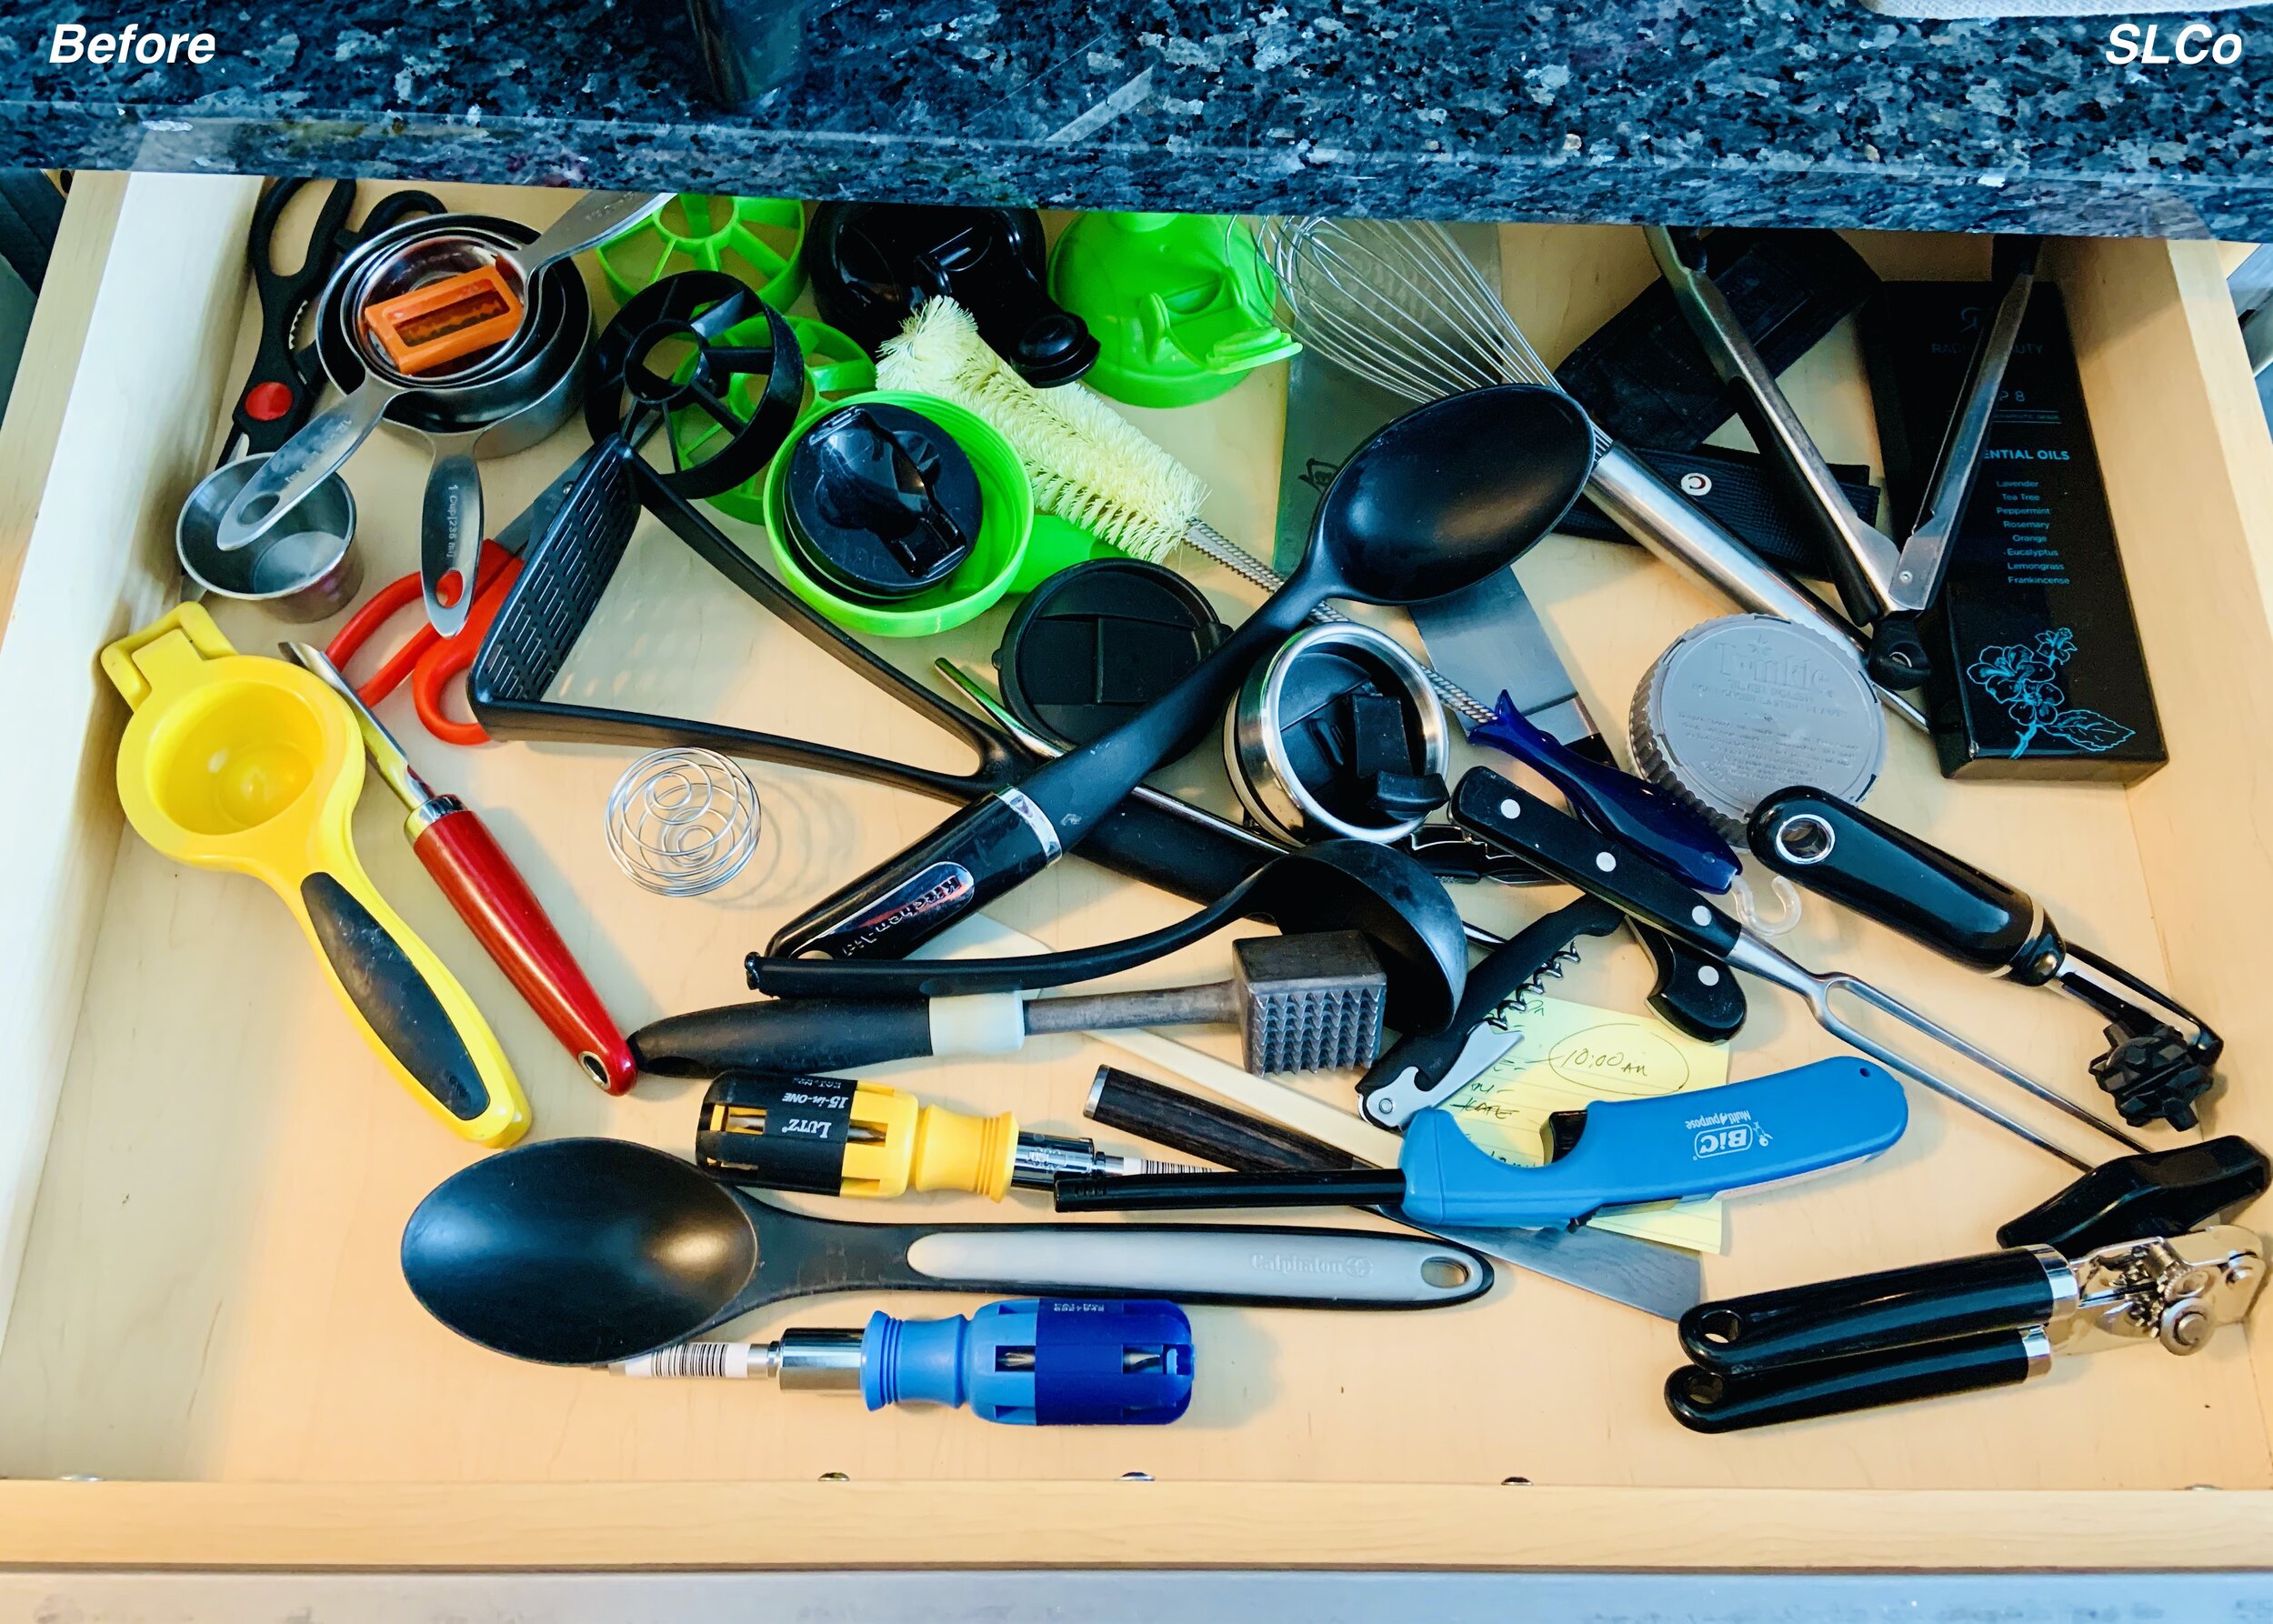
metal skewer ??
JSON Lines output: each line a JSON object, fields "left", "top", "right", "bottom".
{"left": 1450, "top": 771, "right": 2146, "bottom": 1172}
{"left": 1722, "top": 936, "right": 2140, "bottom": 1173}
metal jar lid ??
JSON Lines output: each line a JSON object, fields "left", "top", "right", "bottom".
{"left": 1629, "top": 613, "right": 1886, "bottom": 838}
{"left": 1227, "top": 622, "right": 1450, "bottom": 845}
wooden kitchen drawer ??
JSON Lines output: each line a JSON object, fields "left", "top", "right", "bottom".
{"left": 0, "top": 172, "right": 2269, "bottom": 1569}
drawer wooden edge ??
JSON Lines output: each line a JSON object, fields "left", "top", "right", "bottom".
{"left": 0, "top": 171, "right": 260, "bottom": 1367}
{"left": 0, "top": 1480, "right": 2265, "bottom": 1570}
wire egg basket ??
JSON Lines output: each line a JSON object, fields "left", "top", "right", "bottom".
{"left": 606, "top": 747, "right": 762, "bottom": 897}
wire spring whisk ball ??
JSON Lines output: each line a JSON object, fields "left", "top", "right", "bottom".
{"left": 606, "top": 747, "right": 762, "bottom": 897}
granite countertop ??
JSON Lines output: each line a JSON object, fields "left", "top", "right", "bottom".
{"left": 1, "top": 0, "right": 2268, "bottom": 238}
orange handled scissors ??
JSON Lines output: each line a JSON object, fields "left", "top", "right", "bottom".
{"left": 325, "top": 449, "right": 593, "bottom": 746}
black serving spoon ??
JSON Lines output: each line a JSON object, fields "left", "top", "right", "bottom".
{"left": 401, "top": 1139, "right": 1493, "bottom": 1366}
{"left": 767, "top": 384, "right": 1598, "bottom": 961}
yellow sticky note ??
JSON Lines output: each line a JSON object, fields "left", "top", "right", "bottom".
{"left": 1446, "top": 994, "right": 1732, "bottom": 1254}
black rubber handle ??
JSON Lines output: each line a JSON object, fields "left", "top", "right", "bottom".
{"left": 1357, "top": 897, "right": 1622, "bottom": 1116}
{"left": 1055, "top": 1168, "right": 1405, "bottom": 1213}
{"left": 766, "top": 790, "right": 1058, "bottom": 960}
{"left": 299, "top": 873, "right": 491, "bottom": 1122}
{"left": 1678, "top": 1246, "right": 2062, "bottom": 1374}
{"left": 1449, "top": 768, "right": 1742, "bottom": 959}
{"left": 773, "top": 579, "right": 1320, "bottom": 963}
{"left": 753, "top": 863, "right": 1264, "bottom": 998}
{"left": 235, "top": 177, "right": 355, "bottom": 455}
{"left": 1998, "top": 1134, "right": 2272, "bottom": 1254}
{"left": 1634, "top": 927, "right": 1747, "bottom": 1043}
{"left": 1083, "top": 798, "right": 1275, "bottom": 908}
{"left": 1666, "top": 1329, "right": 2041, "bottom": 1432}
{"left": 1086, "top": 1066, "right": 1366, "bottom": 1172}
{"left": 630, "top": 998, "right": 937, "bottom": 1078}
{"left": 1746, "top": 787, "right": 2061, "bottom": 982}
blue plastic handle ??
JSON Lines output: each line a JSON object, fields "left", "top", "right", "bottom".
{"left": 1397, "top": 1057, "right": 1908, "bottom": 1229}
{"left": 1468, "top": 693, "right": 1739, "bottom": 894}
{"left": 862, "top": 1298, "right": 1194, "bottom": 1426}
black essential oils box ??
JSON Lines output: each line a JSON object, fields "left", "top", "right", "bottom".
{"left": 1860, "top": 282, "right": 2167, "bottom": 781}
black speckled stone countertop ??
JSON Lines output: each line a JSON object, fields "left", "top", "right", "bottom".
{"left": 2, "top": 1, "right": 2268, "bottom": 237}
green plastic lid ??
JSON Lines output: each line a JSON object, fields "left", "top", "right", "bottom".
{"left": 1047, "top": 213, "right": 1301, "bottom": 408}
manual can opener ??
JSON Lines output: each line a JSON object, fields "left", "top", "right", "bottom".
{"left": 1667, "top": 1225, "right": 2266, "bottom": 1431}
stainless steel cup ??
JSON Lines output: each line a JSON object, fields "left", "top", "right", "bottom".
{"left": 177, "top": 454, "right": 360, "bottom": 622}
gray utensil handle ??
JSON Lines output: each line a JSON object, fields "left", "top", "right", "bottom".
{"left": 519, "top": 191, "right": 672, "bottom": 277}
{"left": 422, "top": 449, "right": 486, "bottom": 638}
{"left": 216, "top": 382, "right": 388, "bottom": 552}
{"left": 904, "top": 1226, "right": 1489, "bottom": 1306}
{"left": 1584, "top": 444, "right": 1928, "bottom": 732}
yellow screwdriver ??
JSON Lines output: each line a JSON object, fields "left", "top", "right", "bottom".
{"left": 694, "top": 1072, "right": 1194, "bottom": 1200}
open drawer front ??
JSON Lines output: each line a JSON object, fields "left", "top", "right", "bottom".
{"left": 0, "top": 173, "right": 2270, "bottom": 1569}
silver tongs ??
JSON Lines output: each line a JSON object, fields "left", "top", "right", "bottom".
{"left": 1645, "top": 226, "right": 2038, "bottom": 691}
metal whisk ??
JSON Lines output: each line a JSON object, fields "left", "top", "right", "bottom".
{"left": 1254, "top": 216, "right": 1927, "bottom": 731}
{"left": 1258, "top": 216, "right": 1568, "bottom": 413}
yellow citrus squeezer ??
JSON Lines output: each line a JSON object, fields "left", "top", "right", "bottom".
{"left": 101, "top": 604, "right": 529, "bottom": 1147}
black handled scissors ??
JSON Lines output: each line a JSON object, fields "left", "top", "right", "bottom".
{"left": 217, "top": 180, "right": 448, "bottom": 465}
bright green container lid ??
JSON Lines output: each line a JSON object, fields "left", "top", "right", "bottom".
{"left": 760, "top": 392, "right": 1036, "bottom": 638}
{"left": 1047, "top": 212, "right": 1301, "bottom": 408}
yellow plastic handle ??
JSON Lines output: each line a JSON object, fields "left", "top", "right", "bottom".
{"left": 281, "top": 842, "right": 530, "bottom": 1148}
{"left": 840, "top": 1085, "right": 1017, "bottom": 1200}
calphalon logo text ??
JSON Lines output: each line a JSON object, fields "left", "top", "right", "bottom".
{"left": 1249, "top": 1251, "right": 1374, "bottom": 1278}
{"left": 50, "top": 23, "right": 218, "bottom": 65}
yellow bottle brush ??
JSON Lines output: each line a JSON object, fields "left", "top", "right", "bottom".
{"left": 100, "top": 604, "right": 529, "bottom": 1147}
{"left": 694, "top": 1072, "right": 1191, "bottom": 1200}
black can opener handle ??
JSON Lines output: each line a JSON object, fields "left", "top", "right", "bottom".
{"left": 1746, "top": 787, "right": 2062, "bottom": 981}
{"left": 1667, "top": 1328, "right": 2045, "bottom": 1432}
{"left": 1677, "top": 1244, "right": 2066, "bottom": 1375}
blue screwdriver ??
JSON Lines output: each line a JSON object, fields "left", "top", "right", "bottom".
{"left": 616, "top": 1298, "right": 1194, "bottom": 1426}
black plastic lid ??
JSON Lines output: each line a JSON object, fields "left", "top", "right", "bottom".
{"left": 806, "top": 202, "right": 1097, "bottom": 386}
{"left": 996, "top": 559, "right": 1227, "bottom": 750}
{"left": 783, "top": 403, "right": 982, "bottom": 602}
